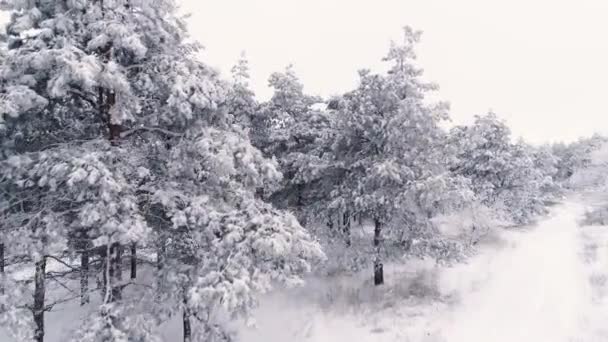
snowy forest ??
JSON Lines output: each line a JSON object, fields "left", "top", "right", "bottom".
{"left": 2, "top": 1, "right": 608, "bottom": 342}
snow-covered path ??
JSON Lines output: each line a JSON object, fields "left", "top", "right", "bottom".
{"left": 440, "top": 202, "right": 593, "bottom": 342}
{"left": 238, "top": 200, "right": 608, "bottom": 342}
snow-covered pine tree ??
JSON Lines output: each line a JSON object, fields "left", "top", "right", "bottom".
{"left": 227, "top": 51, "right": 257, "bottom": 129}
{"left": 0, "top": 1, "right": 153, "bottom": 340}
{"left": 329, "top": 27, "right": 451, "bottom": 285}
{"left": 448, "top": 113, "right": 549, "bottom": 224}
{"left": 530, "top": 144, "right": 561, "bottom": 199}
{"left": 253, "top": 66, "right": 336, "bottom": 226}
{"left": 1, "top": 1, "right": 324, "bottom": 341}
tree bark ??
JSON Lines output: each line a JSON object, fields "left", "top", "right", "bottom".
{"left": 80, "top": 249, "right": 89, "bottom": 305}
{"left": 0, "top": 242, "right": 4, "bottom": 295}
{"left": 156, "top": 239, "right": 166, "bottom": 299}
{"left": 130, "top": 243, "right": 136, "bottom": 279}
{"left": 183, "top": 297, "right": 192, "bottom": 342}
{"left": 106, "top": 91, "right": 121, "bottom": 145}
{"left": 373, "top": 218, "right": 384, "bottom": 286}
{"left": 342, "top": 211, "right": 351, "bottom": 247}
{"left": 327, "top": 214, "right": 334, "bottom": 232}
{"left": 110, "top": 243, "right": 122, "bottom": 301}
{"left": 100, "top": 247, "right": 108, "bottom": 301}
{"left": 33, "top": 257, "right": 46, "bottom": 342}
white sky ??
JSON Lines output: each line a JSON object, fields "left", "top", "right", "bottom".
{"left": 3, "top": 1, "right": 608, "bottom": 144}
{"left": 182, "top": 0, "right": 608, "bottom": 144}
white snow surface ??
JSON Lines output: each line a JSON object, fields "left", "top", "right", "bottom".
{"left": 440, "top": 201, "right": 592, "bottom": 342}
{"left": 235, "top": 200, "right": 607, "bottom": 342}
{"left": 3, "top": 200, "right": 608, "bottom": 342}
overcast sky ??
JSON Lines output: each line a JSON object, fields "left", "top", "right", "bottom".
{"left": 182, "top": 0, "right": 608, "bottom": 144}
{"left": 3, "top": 1, "right": 608, "bottom": 144}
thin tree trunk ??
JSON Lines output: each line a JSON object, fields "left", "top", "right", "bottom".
{"left": 183, "top": 296, "right": 192, "bottom": 342}
{"left": 130, "top": 243, "right": 136, "bottom": 279}
{"left": 33, "top": 257, "right": 46, "bottom": 342}
{"left": 156, "top": 239, "right": 166, "bottom": 299}
{"left": 80, "top": 249, "right": 89, "bottom": 305}
{"left": 100, "top": 247, "right": 108, "bottom": 301}
{"left": 111, "top": 243, "right": 122, "bottom": 301}
{"left": 114, "top": 243, "right": 122, "bottom": 281}
{"left": 106, "top": 91, "right": 120, "bottom": 144}
{"left": 373, "top": 218, "right": 384, "bottom": 286}
{"left": 0, "top": 242, "right": 4, "bottom": 295}
{"left": 343, "top": 211, "right": 351, "bottom": 247}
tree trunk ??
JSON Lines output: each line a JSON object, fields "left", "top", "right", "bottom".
{"left": 327, "top": 214, "right": 334, "bottom": 238}
{"left": 110, "top": 243, "right": 122, "bottom": 301}
{"left": 342, "top": 211, "right": 351, "bottom": 247}
{"left": 156, "top": 240, "right": 166, "bottom": 299}
{"left": 100, "top": 247, "right": 108, "bottom": 301}
{"left": 373, "top": 218, "right": 384, "bottom": 286}
{"left": 106, "top": 91, "right": 121, "bottom": 145}
{"left": 0, "top": 242, "right": 4, "bottom": 295}
{"left": 33, "top": 257, "right": 46, "bottom": 342}
{"left": 114, "top": 243, "right": 122, "bottom": 281}
{"left": 183, "top": 297, "right": 192, "bottom": 342}
{"left": 80, "top": 249, "right": 89, "bottom": 305}
{"left": 130, "top": 243, "right": 136, "bottom": 279}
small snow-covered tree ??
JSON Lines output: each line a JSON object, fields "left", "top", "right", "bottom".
{"left": 448, "top": 113, "right": 549, "bottom": 224}
{"left": 530, "top": 144, "right": 561, "bottom": 199}
{"left": 227, "top": 51, "right": 257, "bottom": 129}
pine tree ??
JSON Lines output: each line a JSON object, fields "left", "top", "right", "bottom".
{"left": 0, "top": 1, "right": 324, "bottom": 341}
{"left": 330, "top": 27, "right": 450, "bottom": 285}
{"left": 255, "top": 65, "right": 332, "bottom": 225}
{"left": 228, "top": 51, "right": 257, "bottom": 129}
{"left": 448, "top": 113, "right": 549, "bottom": 224}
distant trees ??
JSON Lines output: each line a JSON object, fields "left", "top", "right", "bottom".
{"left": 555, "top": 135, "right": 608, "bottom": 224}
{"left": 448, "top": 113, "right": 555, "bottom": 224}
{"left": 552, "top": 134, "right": 608, "bottom": 185}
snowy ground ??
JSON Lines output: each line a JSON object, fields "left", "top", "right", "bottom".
{"left": 234, "top": 200, "right": 608, "bottom": 342}
{"left": 3, "top": 199, "right": 608, "bottom": 342}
